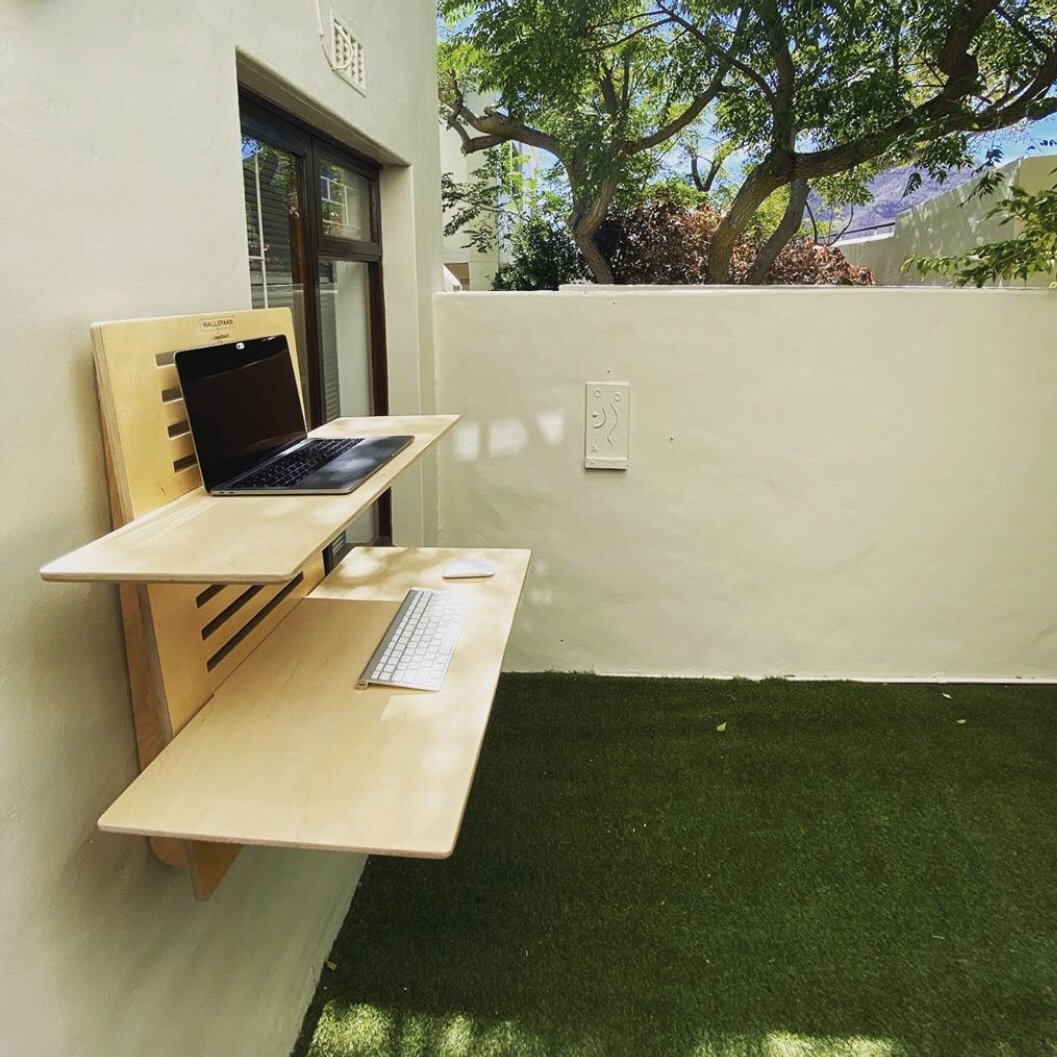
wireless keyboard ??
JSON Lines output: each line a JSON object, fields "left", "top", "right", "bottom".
{"left": 358, "top": 588, "right": 469, "bottom": 691}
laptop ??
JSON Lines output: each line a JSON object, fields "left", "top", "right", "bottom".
{"left": 174, "top": 334, "right": 413, "bottom": 495}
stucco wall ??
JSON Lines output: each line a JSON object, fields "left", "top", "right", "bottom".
{"left": 840, "top": 155, "right": 1056, "bottom": 287}
{"left": 1, "top": 3, "right": 439, "bottom": 1056}
{"left": 434, "top": 287, "right": 1057, "bottom": 681}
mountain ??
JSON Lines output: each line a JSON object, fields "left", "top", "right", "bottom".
{"left": 811, "top": 165, "right": 978, "bottom": 238}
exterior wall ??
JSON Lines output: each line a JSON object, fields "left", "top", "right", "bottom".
{"left": 0, "top": 3, "right": 439, "bottom": 1057}
{"left": 434, "top": 287, "right": 1057, "bottom": 681}
{"left": 439, "top": 93, "right": 503, "bottom": 291}
{"left": 840, "top": 155, "right": 1056, "bottom": 287}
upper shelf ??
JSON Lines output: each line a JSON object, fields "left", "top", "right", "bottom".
{"left": 40, "top": 416, "right": 457, "bottom": 584}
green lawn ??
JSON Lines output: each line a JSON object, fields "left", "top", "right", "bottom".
{"left": 296, "top": 674, "right": 1057, "bottom": 1057}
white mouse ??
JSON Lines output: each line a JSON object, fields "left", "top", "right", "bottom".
{"left": 441, "top": 558, "right": 498, "bottom": 579}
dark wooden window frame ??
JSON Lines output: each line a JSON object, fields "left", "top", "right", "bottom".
{"left": 239, "top": 88, "right": 393, "bottom": 543}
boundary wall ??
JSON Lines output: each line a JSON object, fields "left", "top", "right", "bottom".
{"left": 435, "top": 287, "right": 1057, "bottom": 681}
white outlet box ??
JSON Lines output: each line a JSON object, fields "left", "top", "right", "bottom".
{"left": 585, "top": 382, "right": 630, "bottom": 469}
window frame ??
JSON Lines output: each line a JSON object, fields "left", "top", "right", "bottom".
{"left": 239, "top": 89, "right": 393, "bottom": 545}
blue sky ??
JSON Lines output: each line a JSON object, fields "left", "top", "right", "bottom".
{"left": 976, "top": 114, "right": 1057, "bottom": 161}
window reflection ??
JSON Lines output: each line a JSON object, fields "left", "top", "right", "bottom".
{"left": 320, "top": 160, "right": 370, "bottom": 240}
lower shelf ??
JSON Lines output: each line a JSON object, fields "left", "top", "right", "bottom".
{"left": 98, "top": 547, "right": 530, "bottom": 857}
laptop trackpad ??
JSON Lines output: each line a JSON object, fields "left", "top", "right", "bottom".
{"left": 300, "top": 434, "right": 414, "bottom": 492}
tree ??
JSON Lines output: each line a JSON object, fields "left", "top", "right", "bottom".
{"left": 907, "top": 170, "right": 1057, "bottom": 286}
{"left": 440, "top": 0, "right": 754, "bottom": 282}
{"left": 492, "top": 217, "right": 594, "bottom": 290}
{"left": 440, "top": 0, "right": 1057, "bottom": 284}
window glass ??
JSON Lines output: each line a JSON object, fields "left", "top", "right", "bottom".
{"left": 318, "top": 259, "right": 373, "bottom": 421}
{"left": 319, "top": 160, "right": 370, "bottom": 241}
{"left": 242, "top": 137, "right": 312, "bottom": 406}
{"left": 319, "top": 259, "right": 377, "bottom": 545}
{"left": 240, "top": 96, "right": 390, "bottom": 551}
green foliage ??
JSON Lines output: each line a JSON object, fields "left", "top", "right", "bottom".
{"left": 440, "top": 0, "right": 1057, "bottom": 283}
{"left": 492, "top": 218, "right": 593, "bottom": 290}
{"left": 906, "top": 174, "right": 1057, "bottom": 287}
{"left": 439, "top": 0, "right": 744, "bottom": 197}
{"left": 441, "top": 144, "right": 560, "bottom": 254}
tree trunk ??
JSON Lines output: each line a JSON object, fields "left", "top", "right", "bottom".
{"left": 707, "top": 164, "right": 784, "bottom": 283}
{"left": 745, "top": 177, "right": 809, "bottom": 284}
{"left": 572, "top": 220, "right": 616, "bottom": 284}
{"left": 568, "top": 176, "right": 620, "bottom": 285}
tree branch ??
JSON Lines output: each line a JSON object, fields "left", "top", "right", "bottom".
{"left": 626, "top": 4, "right": 751, "bottom": 154}
{"left": 599, "top": 63, "right": 620, "bottom": 120}
{"left": 938, "top": 0, "right": 1000, "bottom": 78}
{"left": 759, "top": 0, "right": 795, "bottom": 142}
{"left": 708, "top": 160, "right": 786, "bottom": 281}
{"left": 654, "top": 2, "right": 773, "bottom": 102}
{"left": 447, "top": 86, "right": 564, "bottom": 159}
{"left": 790, "top": 61, "right": 1057, "bottom": 183}
{"left": 448, "top": 118, "right": 506, "bottom": 155}
{"left": 594, "top": 13, "right": 674, "bottom": 50}
{"left": 830, "top": 206, "right": 857, "bottom": 245}
{"left": 627, "top": 77, "right": 723, "bottom": 152}
{"left": 805, "top": 198, "right": 821, "bottom": 244}
{"left": 690, "top": 153, "right": 721, "bottom": 193}
{"left": 994, "top": 4, "right": 1052, "bottom": 53}
{"left": 746, "top": 177, "right": 809, "bottom": 283}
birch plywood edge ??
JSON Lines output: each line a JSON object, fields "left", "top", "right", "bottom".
{"left": 98, "top": 548, "right": 531, "bottom": 856}
{"left": 40, "top": 416, "right": 458, "bottom": 584}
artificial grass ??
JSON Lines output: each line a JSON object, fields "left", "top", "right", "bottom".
{"left": 296, "top": 675, "right": 1057, "bottom": 1057}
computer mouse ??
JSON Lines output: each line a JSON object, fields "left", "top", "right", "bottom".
{"left": 441, "top": 558, "right": 498, "bottom": 579}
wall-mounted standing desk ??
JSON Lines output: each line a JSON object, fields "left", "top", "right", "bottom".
{"left": 41, "top": 309, "right": 529, "bottom": 898}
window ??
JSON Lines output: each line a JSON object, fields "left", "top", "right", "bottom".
{"left": 240, "top": 91, "right": 390, "bottom": 554}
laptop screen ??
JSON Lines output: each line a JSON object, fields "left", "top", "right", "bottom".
{"left": 175, "top": 335, "right": 307, "bottom": 491}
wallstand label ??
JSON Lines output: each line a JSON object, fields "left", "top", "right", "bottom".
{"left": 197, "top": 315, "right": 236, "bottom": 342}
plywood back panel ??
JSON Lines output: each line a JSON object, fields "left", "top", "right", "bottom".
{"left": 91, "top": 309, "right": 323, "bottom": 898}
{"left": 92, "top": 309, "right": 304, "bottom": 521}
{"left": 146, "top": 562, "right": 321, "bottom": 737}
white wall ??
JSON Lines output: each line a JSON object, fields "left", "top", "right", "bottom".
{"left": 840, "top": 155, "right": 1056, "bottom": 287}
{"left": 0, "top": 2, "right": 439, "bottom": 1056}
{"left": 435, "top": 287, "right": 1057, "bottom": 681}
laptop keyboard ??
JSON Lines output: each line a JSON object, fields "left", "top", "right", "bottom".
{"left": 236, "top": 437, "right": 362, "bottom": 488}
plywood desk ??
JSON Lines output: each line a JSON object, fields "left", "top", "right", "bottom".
{"left": 40, "top": 309, "right": 527, "bottom": 898}
{"left": 99, "top": 547, "right": 530, "bottom": 855}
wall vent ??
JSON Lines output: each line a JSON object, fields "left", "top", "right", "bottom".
{"left": 330, "top": 14, "right": 365, "bottom": 94}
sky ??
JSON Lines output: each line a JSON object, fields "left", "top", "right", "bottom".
{"left": 976, "top": 114, "right": 1057, "bottom": 162}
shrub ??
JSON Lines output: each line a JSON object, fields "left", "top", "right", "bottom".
{"left": 492, "top": 218, "right": 591, "bottom": 290}
{"left": 492, "top": 195, "right": 872, "bottom": 290}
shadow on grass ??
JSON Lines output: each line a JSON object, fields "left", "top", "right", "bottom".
{"left": 296, "top": 675, "right": 1057, "bottom": 1057}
